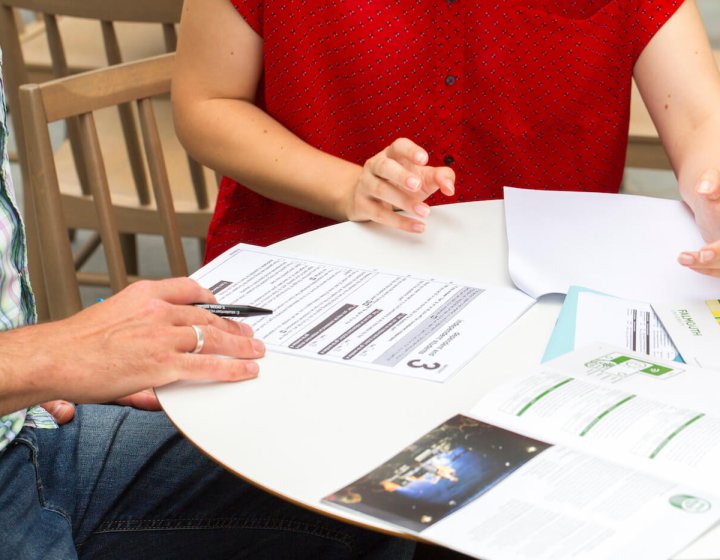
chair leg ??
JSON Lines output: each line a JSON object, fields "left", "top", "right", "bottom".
{"left": 198, "top": 238, "right": 206, "bottom": 265}
{"left": 26, "top": 224, "right": 50, "bottom": 322}
{"left": 22, "top": 167, "right": 50, "bottom": 322}
{"left": 73, "top": 232, "right": 102, "bottom": 269}
{"left": 119, "top": 233, "right": 139, "bottom": 276}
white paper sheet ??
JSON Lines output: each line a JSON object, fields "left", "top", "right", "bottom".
{"left": 653, "top": 300, "right": 720, "bottom": 371}
{"left": 503, "top": 187, "right": 720, "bottom": 301}
{"left": 192, "top": 244, "right": 535, "bottom": 382}
{"left": 424, "top": 447, "right": 716, "bottom": 560}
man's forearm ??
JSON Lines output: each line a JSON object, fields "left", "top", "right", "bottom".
{"left": 0, "top": 323, "right": 57, "bottom": 415}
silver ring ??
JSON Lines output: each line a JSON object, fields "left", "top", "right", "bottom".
{"left": 190, "top": 325, "right": 205, "bottom": 354}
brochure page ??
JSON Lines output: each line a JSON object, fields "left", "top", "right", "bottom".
{"left": 192, "top": 244, "right": 535, "bottom": 382}
{"left": 471, "top": 345, "right": 720, "bottom": 493}
{"left": 423, "top": 443, "right": 717, "bottom": 560}
{"left": 324, "top": 414, "right": 719, "bottom": 560}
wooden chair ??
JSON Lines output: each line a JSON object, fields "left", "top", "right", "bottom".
{"left": 19, "top": 53, "right": 215, "bottom": 320}
{"left": 5, "top": 8, "right": 174, "bottom": 161}
{"left": 0, "top": 0, "right": 199, "bottom": 321}
{"left": 15, "top": 9, "right": 173, "bottom": 84}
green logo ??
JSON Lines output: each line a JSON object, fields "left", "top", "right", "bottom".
{"left": 641, "top": 365, "right": 673, "bottom": 376}
{"left": 669, "top": 495, "right": 712, "bottom": 513}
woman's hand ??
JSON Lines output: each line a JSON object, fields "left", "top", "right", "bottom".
{"left": 679, "top": 169, "right": 720, "bottom": 277}
{"left": 345, "top": 138, "right": 455, "bottom": 233}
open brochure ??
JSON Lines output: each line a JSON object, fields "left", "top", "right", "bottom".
{"left": 503, "top": 187, "right": 719, "bottom": 301}
{"left": 191, "top": 243, "right": 535, "bottom": 382}
{"left": 324, "top": 344, "right": 720, "bottom": 560}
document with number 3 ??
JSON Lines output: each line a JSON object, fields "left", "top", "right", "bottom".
{"left": 192, "top": 244, "right": 535, "bottom": 382}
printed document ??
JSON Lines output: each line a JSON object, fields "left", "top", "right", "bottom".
{"left": 544, "top": 286, "right": 680, "bottom": 362}
{"left": 503, "top": 187, "right": 719, "bottom": 301}
{"left": 653, "top": 300, "right": 720, "bottom": 371}
{"left": 192, "top": 244, "right": 535, "bottom": 382}
{"left": 324, "top": 345, "right": 720, "bottom": 560}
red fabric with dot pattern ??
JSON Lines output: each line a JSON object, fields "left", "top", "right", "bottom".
{"left": 205, "top": 0, "right": 683, "bottom": 262}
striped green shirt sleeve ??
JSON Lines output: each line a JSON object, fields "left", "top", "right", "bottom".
{"left": 0, "top": 47, "right": 52, "bottom": 456}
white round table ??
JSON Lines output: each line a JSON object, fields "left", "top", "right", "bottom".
{"left": 157, "top": 201, "right": 717, "bottom": 560}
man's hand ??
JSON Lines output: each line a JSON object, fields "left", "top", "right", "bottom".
{"left": 679, "top": 169, "right": 720, "bottom": 277}
{"left": 41, "top": 400, "right": 75, "bottom": 424}
{"left": 41, "top": 389, "right": 160, "bottom": 425}
{"left": 0, "top": 277, "right": 265, "bottom": 416}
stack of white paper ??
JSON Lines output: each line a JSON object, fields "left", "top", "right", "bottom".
{"left": 503, "top": 187, "right": 719, "bottom": 301}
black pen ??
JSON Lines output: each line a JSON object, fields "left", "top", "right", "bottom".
{"left": 193, "top": 303, "right": 273, "bottom": 318}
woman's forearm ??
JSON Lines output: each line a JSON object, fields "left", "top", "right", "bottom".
{"left": 676, "top": 114, "right": 720, "bottom": 213}
{"left": 172, "top": 94, "right": 362, "bottom": 222}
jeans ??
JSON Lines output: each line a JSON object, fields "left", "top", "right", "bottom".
{"left": 0, "top": 405, "right": 414, "bottom": 559}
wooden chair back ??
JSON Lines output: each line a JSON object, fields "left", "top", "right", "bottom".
{"left": 20, "top": 53, "right": 213, "bottom": 320}
{"left": 0, "top": 0, "right": 183, "bottom": 196}
{"left": 0, "top": 0, "right": 217, "bottom": 323}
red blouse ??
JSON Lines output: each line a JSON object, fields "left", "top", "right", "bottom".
{"left": 205, "top": 0, "right": 683, "bottom": 262}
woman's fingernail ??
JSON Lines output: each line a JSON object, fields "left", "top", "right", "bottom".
{"left": 445, "top": 180, "right": 455, "bottom": 195}
{"left": 678, "top": 253, "right": 696, "bottom": 265}
{"left": 699, "top": 250, "right": 716, "bottom": 264}
{"left": 252, "top": 339, "right": 265, "bottom": 354}
{"left": 414, "top": 203, "right": 430, "bottom": 218}
{"left": 698, "top": 180, "right": 715, "bottom": 195}
{"left": 412, "top": 222, "right": 426, "bottom": 233}
{"left": 406, "top": 176, "right": 421, "bottom": 191}
{"left": 415, "top": 151, "right": 428, "bottom": 165}
{"left": 246, "top": 362, "right": 259, "bottom": 375}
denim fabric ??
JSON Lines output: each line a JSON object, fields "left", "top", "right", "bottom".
{"left": 0, "top": 405, "right": 414, "bottom": 560}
